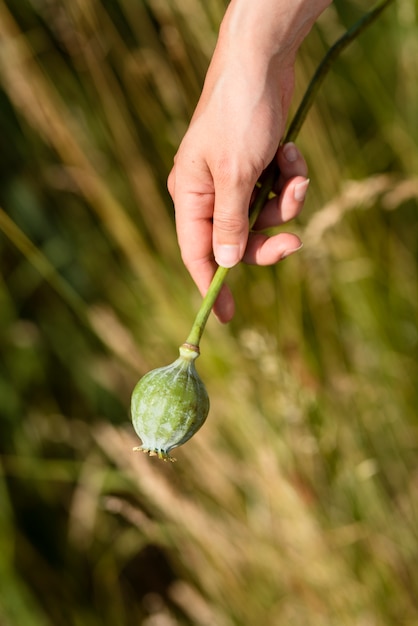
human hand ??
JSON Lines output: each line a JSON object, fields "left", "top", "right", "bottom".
{"left": 169, "top": 135, "right": 308, "bottom": 323}
{"left": 168, "top": 1, "right": 315, "bottom": 323}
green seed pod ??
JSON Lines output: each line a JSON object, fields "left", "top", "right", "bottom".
{"left": 131, "top": 343, "right": 209, "bottom": 461}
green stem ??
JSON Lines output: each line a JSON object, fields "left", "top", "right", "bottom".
{"left": 285, "top": 0, "right": 395, "bottom": 143}
{"left": 185, "top": 265, "right": 229, "bottom": 347}
{"left": 185, "top": 0, "right": 394, "bottom": 350}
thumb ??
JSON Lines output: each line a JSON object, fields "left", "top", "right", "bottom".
{"left": 212, "top": 178, "right": 255, "bottom": 268}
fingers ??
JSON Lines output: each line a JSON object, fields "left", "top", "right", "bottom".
{"left": 169, "top": 142, "right": 308, "bottom": 324}
{"left": 169, "top": 163, "right": 236, "bottom": 323}
{"left": 253, "top": 175, "right": 309, "bottom": 230}
{"left": 277, "top": 141, "right": 308, "bottom": 183}
{"left": 243, "top": 231, "right": 303, "bottom": 265}
{"left": 212, "top": 164, "right": 258, "bottom": 268}
{"left": 253, "top": 142, "right": 309, "bottom": 231}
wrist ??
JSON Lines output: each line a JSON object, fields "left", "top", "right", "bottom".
{"left": 219, "top": 0, "right": 332, "bottom": 67}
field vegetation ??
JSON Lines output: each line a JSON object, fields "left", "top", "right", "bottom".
{"left": 0, "top": 0, "right": 417, "bottom": 624}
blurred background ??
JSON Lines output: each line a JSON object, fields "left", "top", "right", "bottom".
{"left": 0, "top": 0, "right": 417, "bottom": 624}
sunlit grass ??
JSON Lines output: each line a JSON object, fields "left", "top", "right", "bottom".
{"left": 0, "top": 0, "right": 417, "bottom": 624}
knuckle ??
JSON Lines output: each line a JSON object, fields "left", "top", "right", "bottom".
{"left": 213, "top": 156, "right": 260, "bottom": 189}
{"left": 180, "top": 246, "right": 211, "bottom": 273}
{"left": 214, "top": 212, "right": 246, "bottom": 234}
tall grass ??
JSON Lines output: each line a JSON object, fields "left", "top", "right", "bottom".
{"left": 0, "top": 0, "right": 417, "bottom": 624}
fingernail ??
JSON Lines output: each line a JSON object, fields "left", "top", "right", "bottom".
{"left": 215, "top": 244, "right": 241, "bottom": 268}
{"left": 281, "top": 243, "right": 304, "bottom": 260}
{"left": 294, "top": 179, "right": 310, "bottom": 202}
{"left": 283, "top": 142, "right": 299, "bottom": 162}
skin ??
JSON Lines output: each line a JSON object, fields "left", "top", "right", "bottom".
{"left": 168, "top": 0, "right": 332, "bottom": 323}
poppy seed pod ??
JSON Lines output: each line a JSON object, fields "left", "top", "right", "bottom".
{"left": 131, "top": 343, "right": 210, "bottom": 461}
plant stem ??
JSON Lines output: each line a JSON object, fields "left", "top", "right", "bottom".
{"left": 185, "top": 266, "right": 229, "bottom": 347}
{"left": 184, "top": 0, "right": 394, "bottom": 350}
{"left": 286, "top": 0, "right": 395, "bottom": 142}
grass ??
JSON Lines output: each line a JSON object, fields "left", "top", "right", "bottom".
{"left": 0, "top": 0, "right": 417, "bottom": 624}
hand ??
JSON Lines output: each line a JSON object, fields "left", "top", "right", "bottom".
{"left": 167, "top": 0, "right": 321, "bottom": 323}
{"left": 169, "top": 136, "right": 308, "bottom": 323}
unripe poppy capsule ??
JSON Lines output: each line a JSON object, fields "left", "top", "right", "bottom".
{"left": 131, "top": 343, "right": 209, "bottom": 461}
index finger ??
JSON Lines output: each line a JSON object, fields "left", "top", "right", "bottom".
{"left": 170, "top": 166, "right": 235, "bottom": 323}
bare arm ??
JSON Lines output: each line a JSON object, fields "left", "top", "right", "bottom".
{"left": 168, "top": 0, "right": 332, "bottom": 322}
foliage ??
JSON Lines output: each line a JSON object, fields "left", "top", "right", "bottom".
{"left": 0, "top": 0, "right": 417, "bottom": 624}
